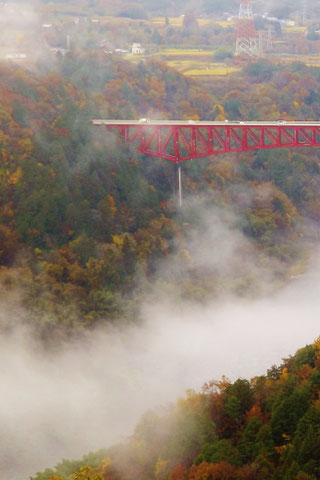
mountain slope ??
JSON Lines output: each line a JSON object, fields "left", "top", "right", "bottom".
{"left": 31, "top": 339, "right": 320, "bottom": 480}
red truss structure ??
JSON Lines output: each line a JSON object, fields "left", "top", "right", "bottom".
{"left": 92, "top": 120, "right": 320, "bottom": 164}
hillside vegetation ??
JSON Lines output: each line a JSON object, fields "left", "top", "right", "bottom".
{"left": 31, "top": 339, "right": 320, "bottom": 480}
{"left": 2, "top": 55, "right": 320, "bottom": 335}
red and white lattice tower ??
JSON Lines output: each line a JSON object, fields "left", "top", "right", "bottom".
{"left": 235, "top": 0, "right": 259, "bottom": 58}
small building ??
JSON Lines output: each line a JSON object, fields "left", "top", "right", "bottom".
{"left": 131, "top": 43, "right": 144, "bottom": 55}
{"left": 282, "top": 19, "right": 296, "bottom": 26}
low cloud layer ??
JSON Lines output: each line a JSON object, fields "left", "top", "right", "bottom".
{"left": 1, "top": 206, "right": 320, "bottom": 480}
{"left": 1, "top": 267, "right": 320, "bottom": 479}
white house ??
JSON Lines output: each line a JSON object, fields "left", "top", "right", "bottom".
{"left": 131, "top": 43, "right": 144, "bottom": 54}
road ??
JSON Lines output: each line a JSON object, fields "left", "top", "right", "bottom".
{"left": 92, "top": 119, "right": 320, "bottom": 127}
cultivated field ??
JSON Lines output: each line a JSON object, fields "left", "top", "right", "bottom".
{"left": 151, "top": 17, "right": 235, "bottom": 28}
{"left": 152, "top": 48, "right": 239, "bottom": 77}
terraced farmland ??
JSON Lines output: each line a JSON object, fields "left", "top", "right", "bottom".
{"left": 154, "top": 48, "right": 239, "bottom": 77}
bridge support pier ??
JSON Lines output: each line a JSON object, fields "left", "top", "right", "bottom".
{"left": 174, "top": 163, "right": 182, "bottom": 208}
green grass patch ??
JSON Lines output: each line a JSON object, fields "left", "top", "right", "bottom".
{"left": 166, "top": 59, "right": 212, "bottom": 72}
{"left": 152, "top": 17, "right": 183, "bottom": 26}
{"left": 123, "top": 53, "right": 145, "bottom": 62}
{"left": 184, "top": 65, "right": 240, "bottom": 76}
{"left": 151, "top": 17, "right": 234, "bottom": 28}
{"left": 283, "top": 25, "right": 307, "bottom": 33}
{"left": 275, "top": 54, "right": 320, "bottom": 65}
{"left": 215, "top": 20, "right": 236, "bottom": 28}
{"left": 122, "top": 45, "right": 239, "bottom": 78}
{"left": 155, "top": 48, "right": 213, "bottom": 56}
{"left": 166, "top": 59, "right": 199, "bottom": 67}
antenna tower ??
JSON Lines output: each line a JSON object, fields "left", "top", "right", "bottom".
{"left": 235, "top": 0, "right": 259, "bottom": 58}
{"left": 302, "top": 0, "right": 307, "bottom": 25}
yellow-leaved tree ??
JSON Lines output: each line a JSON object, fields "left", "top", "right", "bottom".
{"left": 70, "top": 465, "right": 104, "bottom": 480}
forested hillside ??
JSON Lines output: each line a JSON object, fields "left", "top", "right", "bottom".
{"left": 2, "top": 54, "right": 320, "bottom": 335}
{"left": 32, "top": 339, "right": 320, "bottom": 480}
{"left": 1, "top": 2, "right": 320, "bottom": 480}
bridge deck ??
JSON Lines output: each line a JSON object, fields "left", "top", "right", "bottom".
{"left": 93, "top": 119, "right": 320, "bottom": 127}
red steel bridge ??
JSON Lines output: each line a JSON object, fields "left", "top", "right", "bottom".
{"left": 92, "top": 119, "right": 320, "bottom": 163}
{"left": 92, "top": 119, "right": 320, "bottom": 205}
